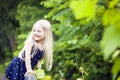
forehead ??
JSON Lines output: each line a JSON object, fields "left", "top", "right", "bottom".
{"left": 32, "top": 25, "right": 43, "bottom": 30}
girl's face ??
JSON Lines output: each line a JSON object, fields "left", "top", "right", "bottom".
{"left": 32, "top": 25, "right": 45, "bottom": 42}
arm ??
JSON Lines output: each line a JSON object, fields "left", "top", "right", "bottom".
{"left": 24, "top": 36, "right": 35, "bottom": 75}
{"left": 37, "top": 60, "right": 42, "bottom": 70}
{"left": 24, "top": 42, "right": 32, "bottom": 72}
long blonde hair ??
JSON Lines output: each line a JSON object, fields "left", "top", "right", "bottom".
{"left": 18, "top": 19, "right": 53, "bottom": 71}
{"left": 32, "top": 19, "right": 53, "bottom": 70}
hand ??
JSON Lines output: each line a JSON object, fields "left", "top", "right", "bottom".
{"left": 25, "top": 70, "right": 35, "bottom": 76}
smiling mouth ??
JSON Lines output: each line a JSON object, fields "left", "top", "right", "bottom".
{"left": 34, "top": 35, "right": 40, "bottom": 37}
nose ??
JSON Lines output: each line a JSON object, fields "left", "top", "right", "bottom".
{"left": 33, "top": 31, "right": 38, "bottom": 34}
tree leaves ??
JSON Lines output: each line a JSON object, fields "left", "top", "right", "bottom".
{"left": 112, "top": 57, "right": 120, "bottom": 75}
{"left": 101, "top": 26, "right": 120, "bottom": 60}
{"left": 102, "top": 9, "right": 120, "bottom": 29}
{"left": 42, "top": 0, "right": 112, "bottom": 80}
{"left": 70, "top": 0, "right": 98, "bottom": 20}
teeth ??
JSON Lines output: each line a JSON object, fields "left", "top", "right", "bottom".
{"left": 35, "top": 36, "right": 39, "bottom": 37}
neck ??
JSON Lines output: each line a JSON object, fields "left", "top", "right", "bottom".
{"left": 36, "top": 40, "right": 44, "bottom": 51}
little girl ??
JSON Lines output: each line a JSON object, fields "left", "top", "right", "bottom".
{"left": 5, "top": 19, "right": 53, "bottom": 80}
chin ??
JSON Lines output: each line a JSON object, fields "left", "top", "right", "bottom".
{"left": 33, "top": 38, "right": 40, "bottom": 40}
{"left": 34, "top": 39, "right": 40, "bottom": 41}
{"left": 35, "top": 39, "right": 42, "bottom": 42}
{"left": 33, "top": 37, "right": 43, "bottom": 42}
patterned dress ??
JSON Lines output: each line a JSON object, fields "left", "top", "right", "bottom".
{"left": 5, "top": 48, "right": 43, "bottom": 80}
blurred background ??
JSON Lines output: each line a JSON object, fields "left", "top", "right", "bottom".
{"left": 0, "top": 0, "right": 120, "bottom": 80}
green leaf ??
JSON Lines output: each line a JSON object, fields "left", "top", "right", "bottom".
{"left": 17, "top": 34, "right": 27, "bottom": 40}
{"left": 108, "top": 0, "right": 119, "bottom": 8}
{"left": 70, "top": 0, "right": 98, "bottom": 20}
{"left": 35, "top": 70, "right": 45, "bottom": 79}
{"left": 117, "top": 77, "right": 120, "bottom": 80}
{"left": 112, "top": 50, "right": 120, "bottom": 60}
{"left": 101, "top": 26, "right": 120, "bottom": 60}
{"left": 112, "top": 57, "right": 120, "bottom": 74}
{"left": 102, "top": 9, "right": 120, "bottom": 29}
{"left": 43, "top": 75, "right": 51, "bottom": 80}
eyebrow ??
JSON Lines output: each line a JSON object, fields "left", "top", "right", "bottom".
{"left": 32, "top": 28, "right": 43, "bottom": 31}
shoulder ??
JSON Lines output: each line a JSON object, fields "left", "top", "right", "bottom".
{"left": 25, "top": 35, "right": 34, "bottom": 47}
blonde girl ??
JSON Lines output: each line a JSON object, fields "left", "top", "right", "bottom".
{"left": 5, "top": 19, "right": 53, "bottom": 80}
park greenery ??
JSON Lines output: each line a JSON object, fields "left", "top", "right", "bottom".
{"left": 0, "top": 0, "right": 120, "bottom": 80}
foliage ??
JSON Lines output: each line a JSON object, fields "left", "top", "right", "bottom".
{"left": 70, "top": 0, "right": 97, "bottom": 20}
{"left": 0, "top": 0, "right": 21, "bottom": 76}
{"left": 14, "top": 0, "right": 47, "bottom": 56}
{"left": 1, "top": 0, "right": 119, "bottom": 80}
{"left": 100, "top": 0, "right": 120, "bottom": 79}
{"left": 41, "top": 0, "right": 112, "bottom": 80}
{"left": 0, "top": 0, "right": 21, "bottom": 61}
{"left": 35, "top": 69, "right": 51, "bottom": 80}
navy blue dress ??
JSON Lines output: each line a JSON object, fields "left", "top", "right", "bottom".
{"left": 5, "top": 49, "right": 43, "bottom": 80}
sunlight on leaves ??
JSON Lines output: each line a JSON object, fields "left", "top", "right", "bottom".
{"left": 112, "top": 50, "right": 120, "bottom": 60}
{"left": 102, "top": 9, "right": 120, "bottom": 29}
{"left": 70, "top": 0, "right": 98, "bottom": 20}
{"left": 108, "top": 0, "right": 119, "bottom": 8}
{"left": 117, "top": 77, "right": 120, "bottom": 80}
{"left": 35, "top": 70, "right": 45, "bottom": 79}
{"left": 101, "top": 26, "right": 120, "bottom": 60}
{"left": 76, "top": 78, "right": 84, "bottom": 80}
{"left": 42, "top": 75, "right": 51, "bottom": 80}
{"left": 112, "top": 57, "right": 120, "bottom": 75}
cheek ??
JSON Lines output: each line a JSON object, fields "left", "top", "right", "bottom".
{"left": 32, "top": 32, "right": 35, "bottom": 35}
{"left": 31, "top": 33, "right": 34, "bottom": 37}
{"left": 41, "top": 31, "right": 45, "bottom": 37}
{"left": 38, "top": 32, "right": 45, "bottom": 38}
{"left": 42, "top": 33, "right": 45, "bottom": 38}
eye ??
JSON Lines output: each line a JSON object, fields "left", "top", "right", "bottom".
{"left": 32, "top": 29, "right": 36, "bottom": 32}
{"left": 38, "top": 30, "right": 42, "bottom": 33}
